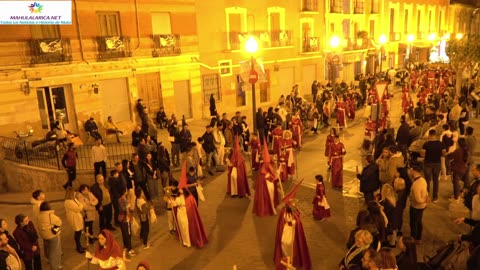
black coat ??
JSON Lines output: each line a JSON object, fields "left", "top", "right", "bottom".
{"left": 91, "top": 183, "right": 105, "bottom": 210}
{"left": 256, "top": 112, "right": 266, "bottom": 129}
{"left": 202, "top": 132, "right": 216, "bottom": 153}
{"left": 465, "top": 178, "right": 480, "bottom": 211}
{"left": 359, "top": 162, "right": 380, "bottom": 193}
{"left": 209, "top": 96, "right": 217, "bottom": 116}
{"left": 396, "top": 122, "right": 411, "bottom": 145}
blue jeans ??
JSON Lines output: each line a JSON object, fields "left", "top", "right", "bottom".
{"left": 206, "top": 151, "right": 218, "bottom": 171}
{"left": 424, "top": 163, "right": 441, "bottom": 200}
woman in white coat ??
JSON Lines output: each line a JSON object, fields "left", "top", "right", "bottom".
{"left": 76, "top": 184, "right": 98, "bottom": 244}
{"left": 64, "top": 188, "right": 86, "bottom": 253}
{"left": 38, "top": 201, "right": 63, "bottom": 270}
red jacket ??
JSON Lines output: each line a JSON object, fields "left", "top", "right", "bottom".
{"left": 13, "top": 221, "right": 40, "bottom": 261}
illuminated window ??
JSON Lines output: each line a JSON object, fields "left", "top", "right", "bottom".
{"left": 202, "top": 74, "right": 222, "bottom": 104}
{"left": 330, "top": 0, "right": 342, "bottom": 13}
{"left": 30, "top": 25, "right": 60, "bottom": 39}
{"left": 268, "top": 7, "right": 288, "bottom": 47}
{"left": 225, "top": 7, "right": 247, "bottom": 50}
{"left": 354, "top": 0, "right": 364, "bottom": 14}
{"left": 97, "top": 11, "right": 121, "bottom": 36}
{"left": 369, "top": 20, "right": 375, "bottom": 38}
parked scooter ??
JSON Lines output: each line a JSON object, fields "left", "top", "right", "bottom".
{"left": 14, "top": 129, "right": 57, "bottom": 159}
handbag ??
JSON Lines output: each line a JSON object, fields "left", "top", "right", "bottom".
{"left": 130, "top": 217, "right": 140, "bottom": 237}
{"left": 149, "top": 208, "right": 157, "bottom": 224}
{"left": 196, "top": 184, "right": 205, "bottom": 202}
{"left": 49, "top": 214, "right": 61, "bottom": 235}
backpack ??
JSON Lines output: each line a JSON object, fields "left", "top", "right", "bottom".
{"left": 425, "top": 240, "right": 470, "bottom": 270}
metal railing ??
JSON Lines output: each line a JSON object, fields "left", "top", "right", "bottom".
{"left": 96, "top": 36, "right": 132, "bottom": 60}
{"left": 152, "top": 34, "right": 181, "bottom": 57}
{"left": 302, "top": 37, "right": 319, "bottom": 52}
{"left": 30, "top": 38, "right": 72, "bottom": 65}
{"left": 1, "top": 136, "right": 135, "bottom": 171}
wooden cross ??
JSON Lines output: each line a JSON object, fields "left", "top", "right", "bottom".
{"left": 280, "top": 257, "right": 296, "bottom": 270}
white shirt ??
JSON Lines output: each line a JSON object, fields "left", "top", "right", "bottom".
{"left": 92, "top": 144, "right": 107, "bottom": 163}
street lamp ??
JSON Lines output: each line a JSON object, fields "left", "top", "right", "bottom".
{"left": 245, "top": 36, "right": 259, "bottom": 132}
{"left": 378, "top": 34, "right": 387, "bottom": 74}
{"left": 328, "top": 35, "right": 341, "bottom": 83}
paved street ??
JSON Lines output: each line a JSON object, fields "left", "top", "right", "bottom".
{"left": 1, "top": 87, "right": 479, "bottom": 269}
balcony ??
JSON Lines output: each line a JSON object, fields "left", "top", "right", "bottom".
{"left": 302, "top": 37, "right": 319, "bottom": 53}
{"left": 389, "top": 32, "right": 402, "bottom": 42}
{"left": 344, "top": 38, "right": 372, "bottom": 51}
{"left": 30, "top": 38, "right": 72, "bottom": 65}
{"left": 302, "top": 0, "right": 318, "bottom": 12}
{"left": 96, "top": 36, "right": 131, "bottom": 60}
{"left": 354, "top": 3, "right": 364, "bottom": 14}
{"left": 229, "top": 31, "right": 292, "bottom": 51}
{"left": 416, "top": 32, "right": 426, "bottom": 39}
{"left": 152, "top": 34, "right": 181, "bottom": 57}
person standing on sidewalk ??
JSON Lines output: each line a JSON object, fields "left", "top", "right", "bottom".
{"left": 38, "top": 202, "right": 63, "bottom": 270}
{"left": 168, "top": 122, "right": 180, "bottom": 168}
{"left": 91, "top": 175, "right": 116, "bottom": 232}
{"left": 202, "top": 125, "right": 218, "bottom": 176}
{"left": 134, "top": 187, "right": 151, "bottom": 250}
{"left": 421, "top": 129, "right": 445, "bottom": 202}
{"left": 64, "top": 188, "right": 86, "bottom": 254}
{"left": 61, "top": 143, "right": 77, "bottom": 190}
{"left": 408, "top": 165, "right": 428, "bottom": 244}
{"left": 13, "top": 214, "right": 42, "bottom": 270}
{"left": 447, "top": 137, "right": 470, "bottom": 202}
{"left": 76, "top": 184, "right": 99, "bottom": 244}
{"left": 92, "top": 138, "right": 107, "bottom": 180}
{"left": 117, "top": 188, "right": 136, "bottom": 257}
{"left": 213, "top": 123, "right": 226, "bottom": 166}
{"left": 0, "top": 231, "right": 23, "bottom": 270}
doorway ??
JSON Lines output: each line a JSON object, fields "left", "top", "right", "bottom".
{"left": 173, "top": 80, "right": 192, "bottom": 119}
{"left": 36, "top": 85, "right": 77, "bottom": 132}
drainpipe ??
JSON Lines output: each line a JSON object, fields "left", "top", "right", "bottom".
{"left": 73, "top": 0, "right": 88, "bottom": 63}
{"left": 133, "top": 0, "right": 141, "bottom": 51}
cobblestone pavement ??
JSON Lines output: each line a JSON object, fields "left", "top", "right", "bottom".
{"left": 1, "top": 87, "right": 479, "bottom": 270}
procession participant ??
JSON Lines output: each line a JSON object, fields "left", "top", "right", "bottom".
{"left": 226, "top": 136, "right": 251, "bottom": 198}
{"left": 273, "top": 180, "right": 311, "bottom": 270}
{"left": 280, "top": 130, "right": 295, "bottom": 181}
{"left": 271, "top": 123, "right": 284, "bottom": 159}
{"left": 289, "top": 110, "right": 303, "bottom": 149}
{"left": 324, "top": 128, "right": 337, "bottom": 157}
{"left": 346, "top": 94, "right": 356, "bottom": 120}
{"left": 322, "top": 100, "right": 331, "bottom": 127}
{"left": 162, "top": 181, "right": 178, "bottom": 235}
{"left": 312, "top": 175, "right": 331, "bottom": 220}
{"left": 328, "top": 134, "right": 346, "bottom": 190}
{"left": 85, "top": 229, "right": 125, "bottom": 270}
{"left": 253, "top": 142, "right": 281, "bottom": 217}
{"left": 401, "top": 86, "right": 413, "bottom": 117}
{"left": 249, "top": 133, "right": 261, "bottom": 171}
{"left": 173, "top": 163, "right": 208, "bottom": 248}
{"left": 335, "top": 96, "right": 348, "bottom": 129}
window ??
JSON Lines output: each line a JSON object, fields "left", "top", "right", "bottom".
{"left": 259, "top": 69, "right": 270, "bottom": 103}
{"left": 218, "top": 60, "right": 232, "bottom": 77}
{"left": 371, "top": 0, "right": 379, "bottom": 13}
{"left": 225, "top": 7, "right": 247, "bottom": 50}
{"left": 417, "top": 10, "right": 421, "bottom": 34}
{"left": 97, "top": 12, "right": 121, "bottom": 36}
{"left": 202, "top": 74, "right": 222, "bottom": 104}
{"left": 369, "top": 20, "right": 375, "bottom": 39}
{"left": 354, "top": 0, "right": 364, "bottom": 14}
{"left": 300, "top": 18, "right": 316, "bottom": 52}
{"left": 342, "top": 19, "right": 350, "bottom": 39}
{"left": 330, "top": 0, "right": 342, "bottom": 13}
{"left": 30, "top": 25, "right": 60, "bottom": 39}
{"left": 302, "top": 0, "right": 318, "bottom": 12}
{"left": 404, "top": 9, "right": 409, "bottom": 34}
{"left": 152, "top": 13, "right": 171, "bottom": 35}
{"left": 428, "top": 11, "right": 432, "bottom": 33}
{"left": 268, "top": 7, "right": 288, "bottom": 47}
{"left": 389, "top": 8, "right": 395, "bottom": 34}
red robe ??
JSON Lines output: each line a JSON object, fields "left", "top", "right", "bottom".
{"left": 227, "top": 147, "right": 251, "bottom": 197}
{"left": 328, "top": 141, "right": 346, "bottom": 188}
{"left": 185, "top": 194, "right": 208, "bottom": 248}
{"left": 272, "top": 127, "right": 284, "bottom": 159}
{"left": 346, "top": 97, "right": 356, "bottom": 120}
{"left": 401, "top": 91, "right": 411, "bottom": 115}
{"left": 290, "top": 116, "right": 303, "bottom": 148}
{"left": 312, "top": 182, "right": 331, "bottom": 220}
{"left": 324, "top": 134, "right": 334, "bottom": 157}
{"left": 273, "top": 207, "right": 311, "bottom": 270}
{"left": 253, "top": 163, "right": 280, "bottom": 217}
{"left": 279, "top": 138, "right": 295, "bottom": 180}
{"left": 250, "top": 138, "right": 261, "bottom": 170}
{"left": 335, "top": 101, "right": 347, "bottom": 128}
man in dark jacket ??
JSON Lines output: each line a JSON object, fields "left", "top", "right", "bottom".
{"left": 179, "top": 123, "right": 192, "bottom": 153}
{"left": 358, "top": 155, "right": 380, "bottom": 204}
{"left": 464, "top": 164, "right": 480, "bottom": 211}
{"left": 109, "top": 166, "right": 126, "bottom": 226}
{"left": 202, "top": 125, "right": 218, "bottom": 175}
{"left": 255, "top": 108, "right": 266, "bottom": 143}
{"left": 131, "top": 125, "right": 145, "bottom": 149}
{"left": 91, "top": 174, "right": 115, "bottom": 231}
{"left": 396, "top": 115, "right": 410, "bottom": 159}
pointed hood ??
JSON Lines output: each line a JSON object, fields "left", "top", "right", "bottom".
{"left": 260, "top": 140, "right": 274, "bottom": 175}
{"left": 178, "top": 161, "right": 188, "bottom": 189}
{"left": 231, "top": 135, "right": 244, "bottom": 165}
{"left": 262, "top": 140, "right": 271, "bottom": 164}
{"left": 282, "top": 179, "right": 303, "bottom": 204}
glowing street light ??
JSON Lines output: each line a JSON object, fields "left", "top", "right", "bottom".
{"left": 428, "top": 33, "right": 437, "bottom": 41}
{"left": 378, "top": 34, "right": 387, "bottom": 73}
{"left": 407, "top": 34, "right": 415, "bottom": 43}
{"left": 329, "top": 35, "right": 341, "bottom": 48}
{"left": 244, "top": 36, "right": 259, "bottom": 132}
{"left": 443, "top": 33, "right": 451, "bottom": 40}
{"left": 456, "top": 33, "right": 463, "bottom": 40}
{"left": 406, "top": 34, "right": 415, "bottom": 68}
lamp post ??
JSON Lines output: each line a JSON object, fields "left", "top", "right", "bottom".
{"left": 406, "top": 34, "right": 415, "bottom": 69}
{"left": 328, "top": 35, "right": 341, "bottom": 84}
{"left": 245, "top": 36, "right": 259, "bottom": 132}
{"left": 378, "top": 34, "right": 387, "bottom": 74}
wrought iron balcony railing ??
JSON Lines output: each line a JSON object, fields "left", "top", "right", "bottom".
{"left": 30, "top": 38, "right": 72, "bottom": 64}
{"left": 96, "top": 36, "right": 132, "bottom": 60}
{"left": 302, "top": 37, "right": 319, "bottom": 53}
{"left": 229, "top": 31, "right": 292, "bottom": 50}
{"left": 152, "top": 34, "right": 181, "bottom": 57}
{"left": 390, "top": 32, "right": 402, "bottom": 42}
